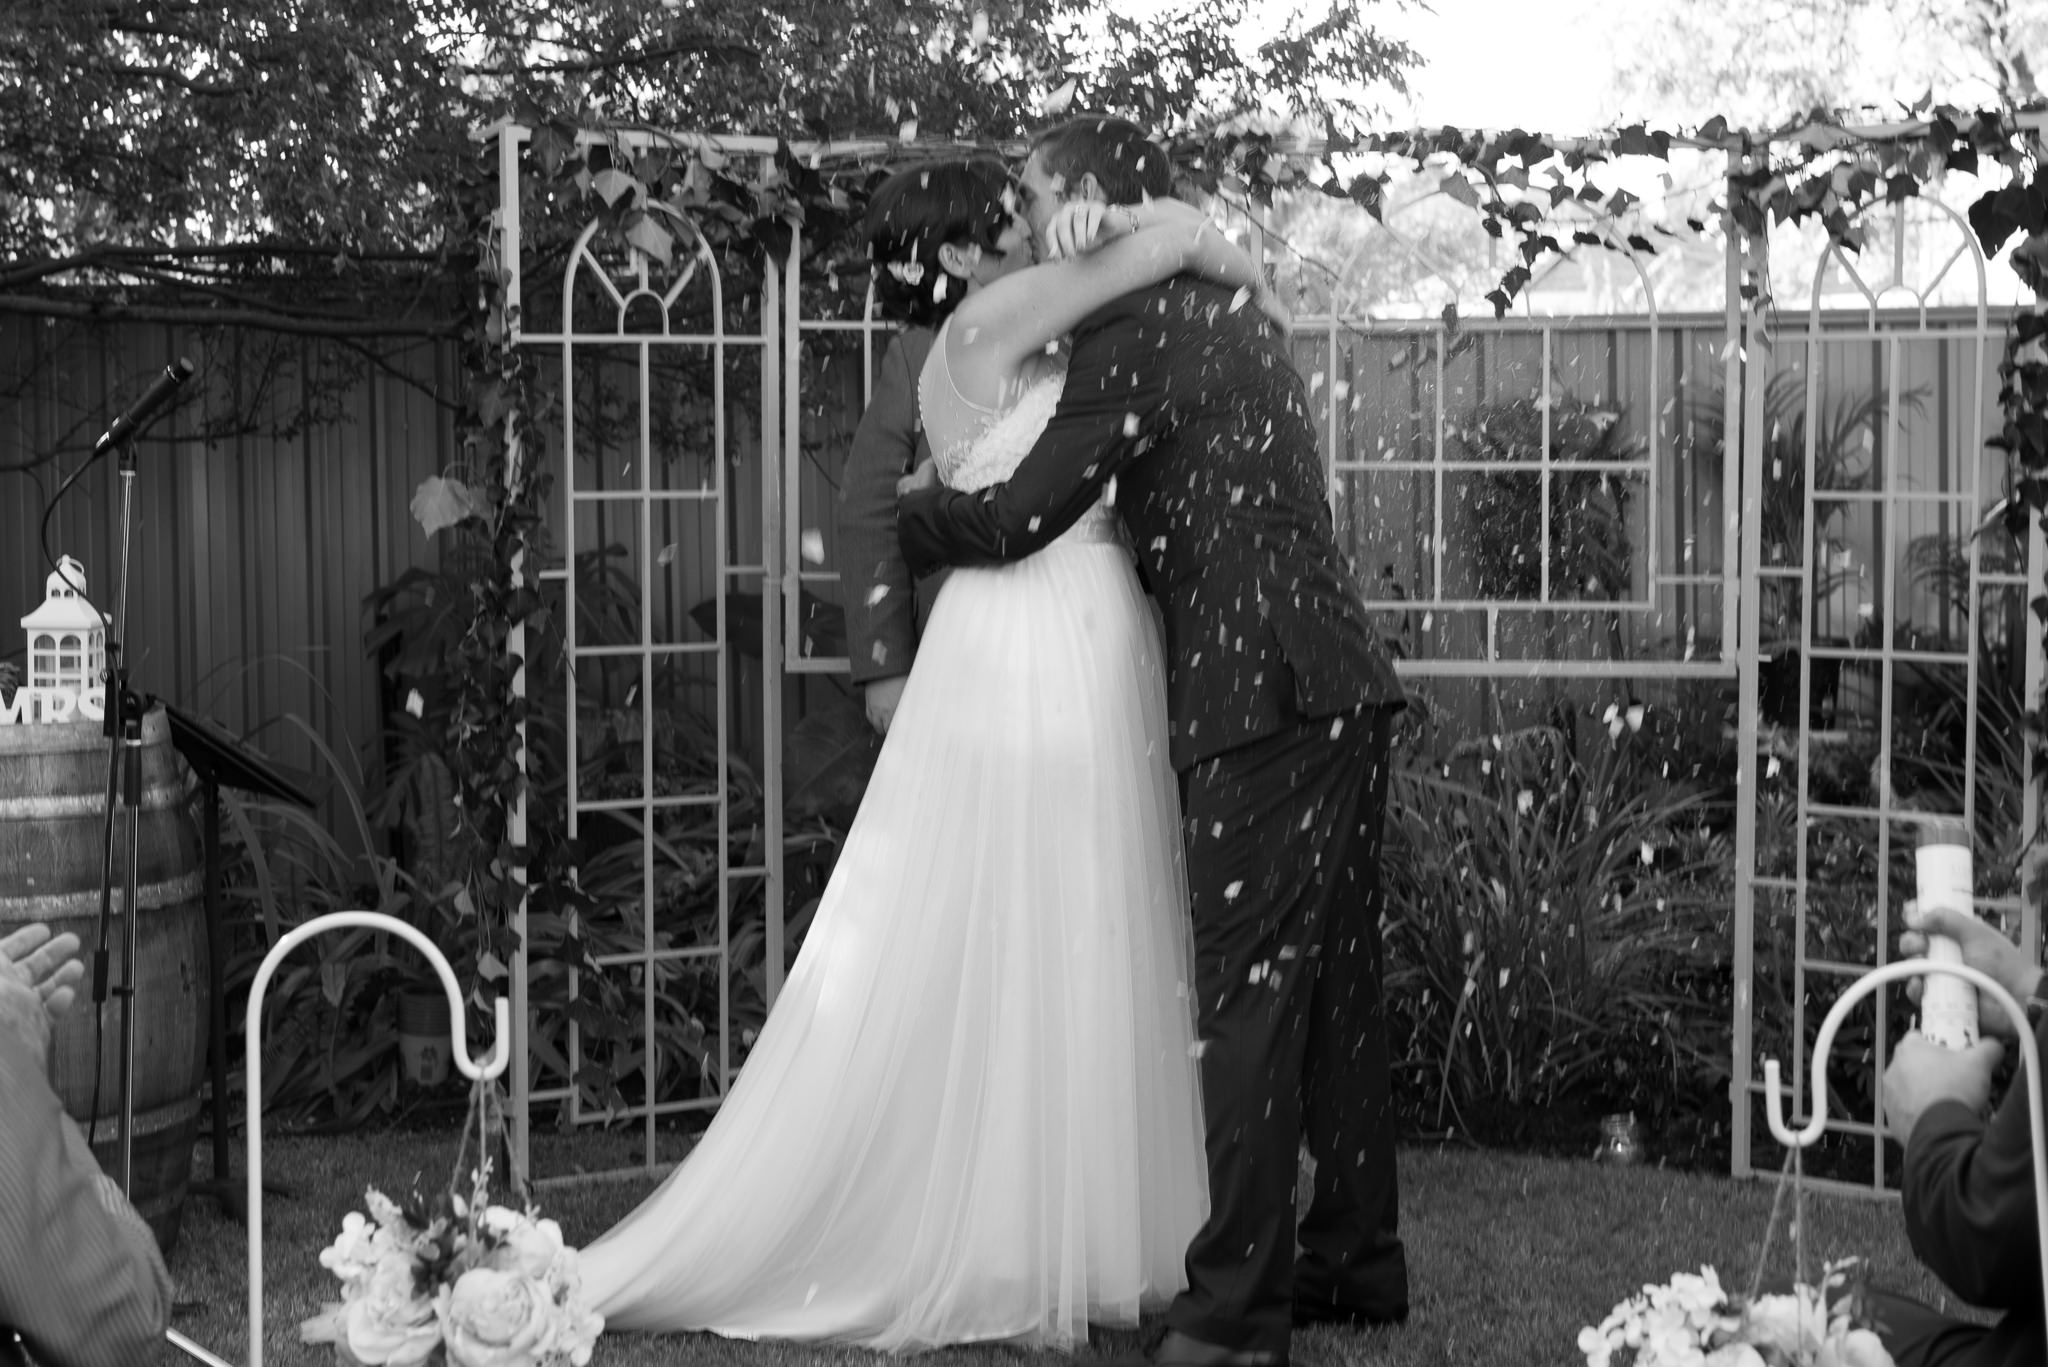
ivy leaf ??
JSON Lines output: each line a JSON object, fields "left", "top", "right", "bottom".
{"left": 1966, "top": 190, "right": 2025, "bottom": 257}
{"left": 1611, "top": 124, "right": 1671, "bottom": 159}
{"left": 1885, "top": 175, "right": 1919, "bottom": 204}
{"left": 1485, "top": 288, "right": 1512, "bottom": 317}
{"left": 591, "top": 168, "right": 637, "bottom": 208}
{"left": 1626, "top": 234, "right": 1656, "bottom": 254}
{"left": 625, "top": 212, "right": 674, "bottom": 266}
{"left": 1572, "top": 230, "right": 1603, "bottom": 246}
{"left": 411, "top": 475, "right": 489, "bottom": 538}
{"left": 1698, "top": 114, "right": 1731, "bottom": 145}
{"left": 1347, "top": 176, "right": 1385, "bottom": 221}
{"left": 1439, "top": 174, "right": 1480, "bottom": 208}
{"left": 1505, "top": 130, "right": 1550, "bottom": 167}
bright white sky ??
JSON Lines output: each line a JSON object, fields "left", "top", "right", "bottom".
{"left": 1368, "top": 0, "right": 1615, "bottom": 134}
{"left": 1187, "top": 0, "right": 1619, "bottom": 135}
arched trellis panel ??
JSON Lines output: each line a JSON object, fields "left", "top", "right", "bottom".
{"left": 1729, "top": 185, "right": 2044, "bottom": 1193}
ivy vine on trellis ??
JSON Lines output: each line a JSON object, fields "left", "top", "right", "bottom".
{"left": 440, "top": 100, "right": 2048, "bottom": 1009}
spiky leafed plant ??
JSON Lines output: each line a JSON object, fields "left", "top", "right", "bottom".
{"left": 1381, "top": 718, "right": 1727, "bottom": 1130}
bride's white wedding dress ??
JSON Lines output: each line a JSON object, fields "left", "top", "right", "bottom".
{"left": 577, "top": 336, "right": 1207, "bottom": 1352}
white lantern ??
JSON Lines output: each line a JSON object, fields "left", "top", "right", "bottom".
{"left": 22, "top": 555, "right": 107, "bottom": 704}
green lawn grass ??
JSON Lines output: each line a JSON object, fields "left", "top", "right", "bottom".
{"left": 154, "top": 1132, "right": 1979, "bottom": 1367}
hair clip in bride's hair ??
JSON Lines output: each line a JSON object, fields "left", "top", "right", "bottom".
{"left": 886, "top": 260, "right": 925, "bottom": 287}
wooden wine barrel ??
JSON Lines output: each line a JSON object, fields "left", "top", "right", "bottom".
{"left": 0, "top": 710, "right": 207, "bottom": 1254}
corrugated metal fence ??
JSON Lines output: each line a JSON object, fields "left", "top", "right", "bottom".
{"left": 0, "top": 317, "right": 463, "bottom": 848}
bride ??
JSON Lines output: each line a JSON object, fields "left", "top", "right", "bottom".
{"left": 578, "top": 157, "right": 1278, "bottom": 1352}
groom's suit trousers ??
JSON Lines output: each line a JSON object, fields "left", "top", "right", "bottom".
{"left": 1166, "top": 703, "right": 1406, "bottom": 1355}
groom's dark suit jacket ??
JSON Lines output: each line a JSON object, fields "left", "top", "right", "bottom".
{"left": 898, "top": 277, "right": 1404, "bottom": 771}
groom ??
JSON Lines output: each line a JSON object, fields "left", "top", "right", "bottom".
{"left": 898, "top": 116, "right": 1409, "bottom": 1367}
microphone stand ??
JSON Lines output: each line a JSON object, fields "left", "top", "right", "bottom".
{"left": 88, "top": 431, "right": 148, "bottom": 1197}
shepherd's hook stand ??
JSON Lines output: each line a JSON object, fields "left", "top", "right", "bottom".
{"left": 1761, "top": 960, "right": 2048, "bottom": 1318}
{"left": 162, "top": 911, "right": 512, "bottom": 1367}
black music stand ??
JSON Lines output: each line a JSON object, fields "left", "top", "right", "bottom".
{"left": 159, "top": 700, "right": 319, "bottom": 1222}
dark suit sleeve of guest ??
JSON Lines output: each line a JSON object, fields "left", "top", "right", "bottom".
{"left": 898, "top": 295, "right": 1169, "bottom": 575}
{"left": 841, "top": 331, "right": 933, "bottom": 685}
{"left": 1901, "top": 1018, "right": 2048, "bottom": 1311}
{"left": 0, "top": 1030, "right": 173, "bottom": 1367}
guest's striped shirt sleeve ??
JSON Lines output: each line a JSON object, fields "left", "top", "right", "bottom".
{"left": 0, "top": 1026, "right": 173, "bottom": 1367}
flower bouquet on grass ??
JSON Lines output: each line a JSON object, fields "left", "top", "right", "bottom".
{"left": 301, "top": 1081, "right": 604, "bottom": 1367}
{"left": 1578, "top": 1260, "right": 1893, "bottom": 1367}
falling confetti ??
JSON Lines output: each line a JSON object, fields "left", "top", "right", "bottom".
{"left": 800, "top": 529, "right": 826, "bottom": 564}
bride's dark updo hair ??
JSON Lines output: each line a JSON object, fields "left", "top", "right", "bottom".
{"left": 863, "top": 158, "right": 1015, "bottom": 328}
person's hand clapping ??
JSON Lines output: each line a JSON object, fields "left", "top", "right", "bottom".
{"left": 2, "top": 923, "right": 85, "bottom": 1019}
{"left": 0, "top": 923, "right": 86, "bottom": 1071}
{"left": 1897, "top": 897, "right": 2039, "bottom": 1042}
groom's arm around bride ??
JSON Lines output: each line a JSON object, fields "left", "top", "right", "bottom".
{"left": 898, "top": 115, "right": 1408, "bottom": 1367}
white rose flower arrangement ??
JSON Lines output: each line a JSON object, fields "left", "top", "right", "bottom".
{"left": 302, "top": 1103, "right": 603, "bottom": 1367}
{"left": 1579, "top": 1260, "right": 1893, "bottom": 1367}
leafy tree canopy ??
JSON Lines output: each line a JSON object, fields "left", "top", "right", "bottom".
{"left": 0, "top": 0, "right": 1415, "bottom": 333}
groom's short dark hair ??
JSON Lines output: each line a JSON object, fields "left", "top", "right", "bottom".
{"left": 1031, "top": 117, "right": 1172, "bottom": 206}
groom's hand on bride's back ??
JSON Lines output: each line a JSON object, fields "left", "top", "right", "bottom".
{"left": 896, "top": 459, "right": 938, "bottom": 498}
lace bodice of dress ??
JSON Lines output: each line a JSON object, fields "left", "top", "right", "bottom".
{"left": 921, "top": 322, "right": 1120, "bottom": 543}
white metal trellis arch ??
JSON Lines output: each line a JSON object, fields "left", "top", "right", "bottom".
{"left": 482, "top": 125, "right": 2041, "bottom": 1201}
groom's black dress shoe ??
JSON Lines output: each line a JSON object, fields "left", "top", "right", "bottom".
{"left": 1104, "top": 1328, "right": 1288, "bottom": 1367}
{"left": 1292, "top": 1300, "right": 1409, "bottom": 1329}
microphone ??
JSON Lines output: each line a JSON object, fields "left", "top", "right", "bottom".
{"left": 93, "top": 357, "right": 195, "bottom": 455}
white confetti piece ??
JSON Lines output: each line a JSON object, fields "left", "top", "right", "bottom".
{"left": 800, "top": 529, "right": 826, "bottom": 564}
